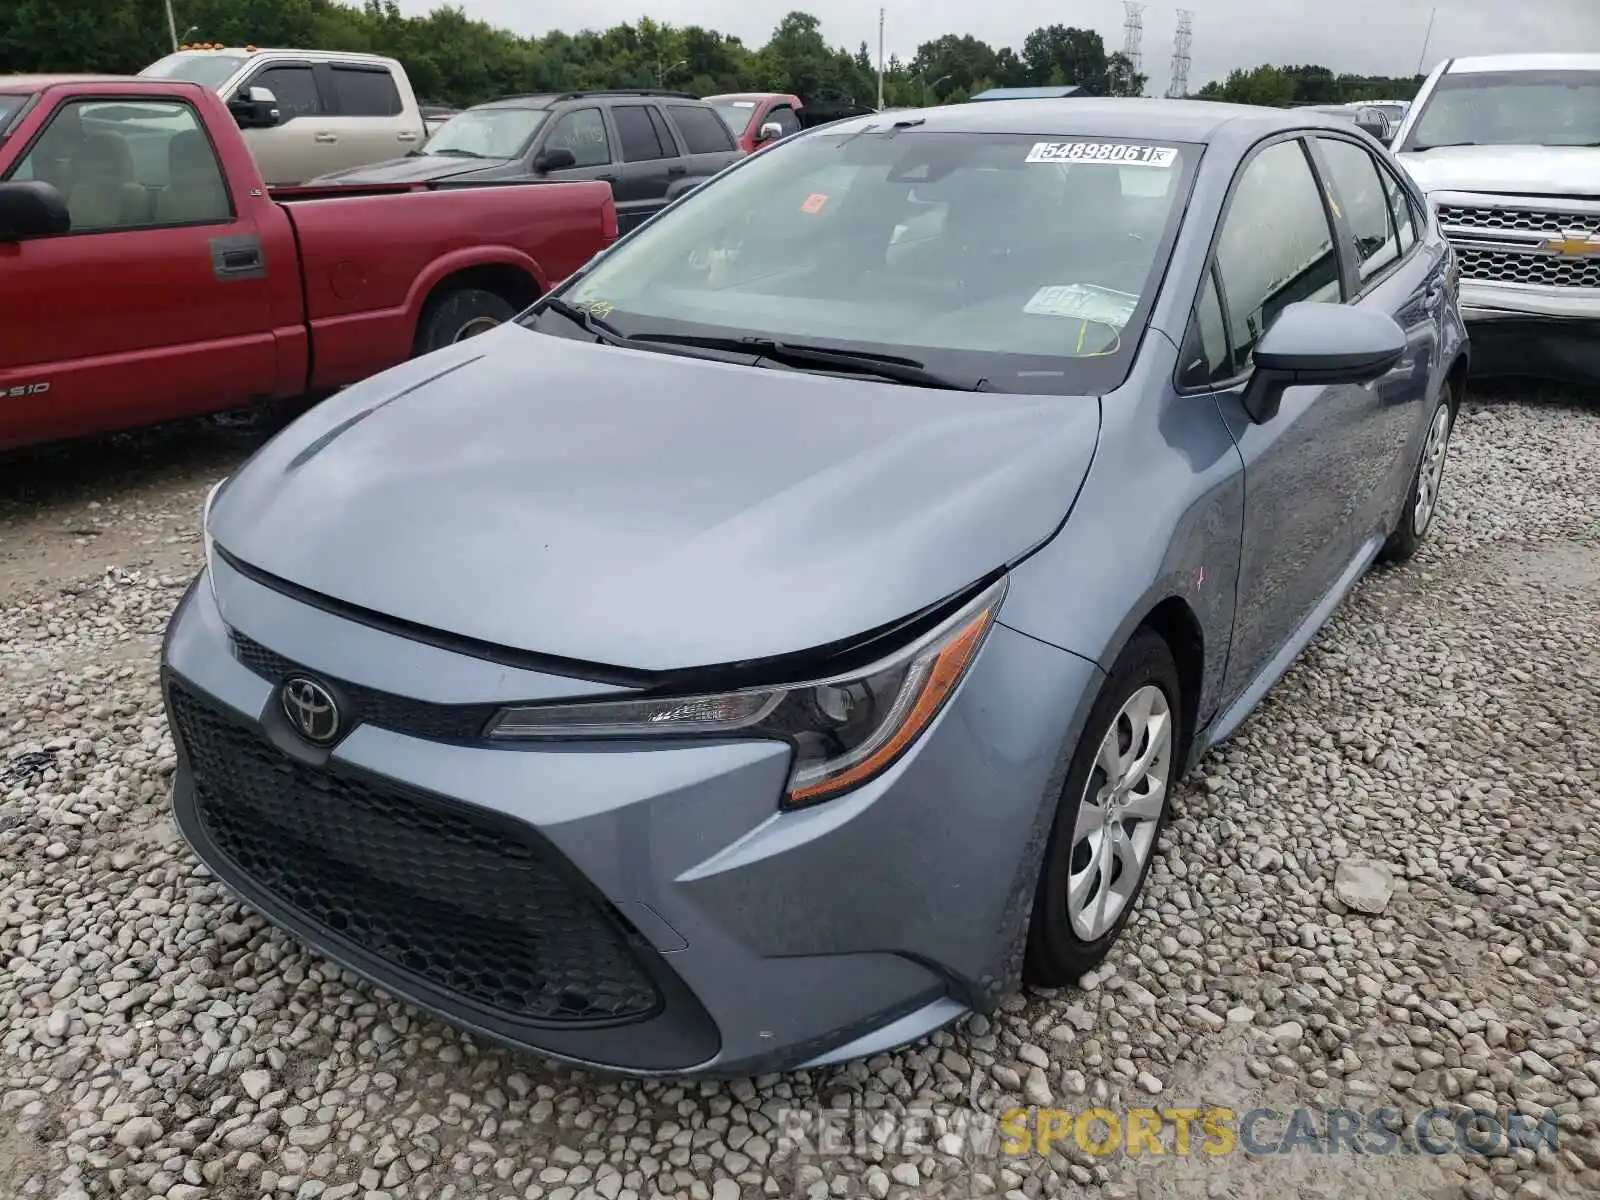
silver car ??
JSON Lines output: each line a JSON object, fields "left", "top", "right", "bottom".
{"left": 163, "top": 98, "right": 1467, "bottom": 1076}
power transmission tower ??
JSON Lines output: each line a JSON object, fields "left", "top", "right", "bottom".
{"left": 1120, "top": 2, "right": 1147, "bottom": 95}
{"left": 1165, "top": 9, "right": 1193, "bottom": 99}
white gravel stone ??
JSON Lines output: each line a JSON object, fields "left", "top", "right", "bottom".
{"left": 2, "top": 399, "right": 1598, "bottom": 1200}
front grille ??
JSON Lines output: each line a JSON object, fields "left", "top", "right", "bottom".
{"left": 1454, "top": 245, "right": 1600, "bottom": 289}
{"left": 1437, "top": 205, "right": 1600, "bottom": 236}
{"left": 231, "top": 631, "right": 496, "bottom": 742}
{"left": 169, "top": 683, "right": 663, "bottom": 1027}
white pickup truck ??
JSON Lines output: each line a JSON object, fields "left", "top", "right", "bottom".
{"left": 140, "top": 46, "right": 427, "bottom": 186}
{"left": 1392, "top": 53, "right": 1600, "bottom": 383}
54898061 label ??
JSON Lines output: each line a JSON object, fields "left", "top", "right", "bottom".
{"left": 1024, "top": 142, "right": 1178, "bottom": 167}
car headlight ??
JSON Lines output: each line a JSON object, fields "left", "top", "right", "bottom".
{"left": 488, "top": 576, "right": 1007, "bottom": 810}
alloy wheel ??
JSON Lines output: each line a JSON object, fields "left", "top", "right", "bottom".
{"left": 453, "top": 317, "right": 503, "bottom": 342}
{"left": 1067, "top": 684, "right": 1173, "bottom": 941}
{"left": 1413, "top": 402, "right": 1452, "bottom": 536}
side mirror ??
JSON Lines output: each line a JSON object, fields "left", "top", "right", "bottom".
{"left": 756, "top": 121, "right": 784, "bottom": 143}
{"left": 1241, "top": 302, "right": 1406, "bottom": 424}
{"left": 535, "top": 146, "right": 577, "bottom": 173}
{"left": 229, "top": 86, "right": 280, "bottom": 129}
{"left": 0, "top": 180, "right": 71, "bottom": 241}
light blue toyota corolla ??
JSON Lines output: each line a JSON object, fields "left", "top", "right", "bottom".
{"left": 163, "top": 98, "right": 1468, "bottom": 1077}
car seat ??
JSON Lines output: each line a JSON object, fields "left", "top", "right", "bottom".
{"left": 63, "top": 133, "right": 149, "bottom": 230}
{"left": 154, "top": 131, "right": 229, "bottom": 225}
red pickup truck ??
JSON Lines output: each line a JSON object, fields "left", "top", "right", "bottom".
{"left": 0, "top": 77, "right": 617, "bottom": 450}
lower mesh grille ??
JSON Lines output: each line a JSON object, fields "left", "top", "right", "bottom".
{"left": 1454, "top": 245, "right": 1600, "bottom": 289}
{"left": 168, "top": 683, "right": 662, "bottom": 1026}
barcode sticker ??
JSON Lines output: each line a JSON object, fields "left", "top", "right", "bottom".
{"left": 1025, "top": 142, "right": 1178, "bottom": 167}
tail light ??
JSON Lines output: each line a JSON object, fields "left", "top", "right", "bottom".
{"left": 600, "top": 201, "right": 617, "bottom": 244}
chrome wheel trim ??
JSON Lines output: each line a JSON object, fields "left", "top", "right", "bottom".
{"left": 453, "top": 316, "right": 503, "bottom": 342}
{"left": 1067, "top": 684, "right": 1173, "bottom": 942}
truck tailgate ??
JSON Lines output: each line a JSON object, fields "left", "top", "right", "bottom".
{"left": 277, "top": 181, "right": 616, "bottom": 386}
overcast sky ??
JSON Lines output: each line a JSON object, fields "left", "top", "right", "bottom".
{"left": 398, "top": 0, "right": 1597, "bottom": 91}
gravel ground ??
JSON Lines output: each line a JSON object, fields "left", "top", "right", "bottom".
{"left": 2, "top": 395, "right": 1598, "bottom": 1200}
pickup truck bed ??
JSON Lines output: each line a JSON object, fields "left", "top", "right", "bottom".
{"left": 0, "top": 77, "right": 617, "bottom": 451}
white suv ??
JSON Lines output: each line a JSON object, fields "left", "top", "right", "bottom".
{"left": 141, "top": 46, "right": 426, "bottom": 185}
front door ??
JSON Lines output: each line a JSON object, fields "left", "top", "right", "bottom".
{"left": 1189, "top": 136, "right": 1373, "bottom": 702}
{"left": 0, "top": 94, "right": 278, "bottom": 448}
{"left": 534, "top": 106, "right": 621, "bottom": 221}
{"left": 235, "top": 60, "right": 331, "bottom": 186}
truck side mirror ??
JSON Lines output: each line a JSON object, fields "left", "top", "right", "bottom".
{"left": 0, "top": 181, "right": 71, "bottom": 241}
{"left": 230, "top": 86, "right": 280, "bottom": 130}
{"left": 535, "top": 146, "right": 578, "bottom": 173}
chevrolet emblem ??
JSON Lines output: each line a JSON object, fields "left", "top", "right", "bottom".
{"left": 1541, "top": 230, "right": 1600, "bottom": 257}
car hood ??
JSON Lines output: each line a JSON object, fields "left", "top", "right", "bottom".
{"left": 210, "top": 327, "right": 1101, "bottom": 673}
{"left": 309, "top": 154, "right": 515, "bottom": 184}
{"left": 1396, "top": 145, "right": 1600, "bottom": 198}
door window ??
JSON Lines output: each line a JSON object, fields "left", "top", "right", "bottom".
{"left": 1177, "top": 267, "right": 1230, "bottom": 388}
{"left": 248, "top": 65, "right": 321, "bottom": 120}
{"left": 667, "top": 104, "right": 737, "bottom": 154}
{"left": 545, "top": 107, "right": 611, "bottom": 167}
{"left": 5, "top": 99, "right": 231, "bottom": 232}
{"left": 331, "top": 66, "right": 403, "bottom": 117}
{"left": 1314, "top": 136, "right": 1401, "bottom": 283}
{"left": 1212, "top": 138, "right": 1341, "bottom": 376}
{"left": 646, "top": 107, "right": 679, "bottom": 156}
{"left": 612, "top": 105, "right": 668, "bottom": 161}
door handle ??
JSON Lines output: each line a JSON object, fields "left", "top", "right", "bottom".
{"left": 314, "top": 132, "right": 338, "bottom": 144}
{"left": 596, "top": 173, "right": 618, "bottom": 183}
{"left": 667, "top": 164, "right": 688, "bottom": 177}
{"left": 397, "top": 131, "right": 419, "bottom": 142}
{"left": 210, "top": 234, "right": 266, "bottom": 281}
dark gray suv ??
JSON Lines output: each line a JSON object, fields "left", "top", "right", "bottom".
{"left": 312, "top": 89, "right": 744, "bottom": 231}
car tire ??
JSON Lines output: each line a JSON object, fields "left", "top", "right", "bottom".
{"left": 414, "top": 288, "right": 518, "bottom": 356}
{"left": 1024, "top": 628, "right": 1182, "bottom": 987}
{"left": 1380, "top": 388, "right": 1455, "bottom": 565}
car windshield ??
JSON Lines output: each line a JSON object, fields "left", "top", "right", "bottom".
{"left": 140, "top": 53, "right": 249, "bottom": 89}
{"left": 0, "top": 95, "right": 27, "bottom": 131}
{"left": 531, "top": 128, "right": 1197, "bottom": 395}
{"left": 1403, "top": 70, "right": 1600, "bottom": 149}
{"left": 424, "top": 107, "right": 548, "bottom": 158}
{"left": 711, "top": 100, "right": 759, "bottom": 135}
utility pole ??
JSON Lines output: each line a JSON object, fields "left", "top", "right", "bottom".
{"left": 164, "top": 0, "right": 179, "bottom": 51}
{"left": 877, "top": 8, "right": 885, "bottom": 110}
{"left": 1121, "top": 2, "right": 1147, "bottom": 96}
{"left": 1415, "top": 6, "right": 1437, "bottom": 76}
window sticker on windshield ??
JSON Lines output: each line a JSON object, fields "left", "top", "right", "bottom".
{"left": 800, "top": 192, "right": 829, "bottom": 214}
{"left": 1023, "top": 284, "right": 1139, "bottom": 327}
{"left": 1025, "top": 141, "right": 1177, "bottom": 167}
{"left": 576, "top": 299, "right": 614, "bottom": 318}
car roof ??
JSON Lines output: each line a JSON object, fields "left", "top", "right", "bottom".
{"left": 162, "top": 47, "right": 396, "bottom": 64}
{"left": 1446, "top": 53, "right": 1600, "bottom": 74}
{"left": 816, "top": 97, "right": 1364, "bottom": 143}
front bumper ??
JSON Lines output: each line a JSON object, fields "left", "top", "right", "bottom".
{"left": 1458, "top": 283, "right": 1600, "bottom": 382}
{"left": 161, "top": 553, "right": 1099, "bottom": 1076}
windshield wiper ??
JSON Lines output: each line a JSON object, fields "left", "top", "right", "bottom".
{"left": 628, "top": 333, "right": 993, "bottom": 391}
{"left": 539, "top": 296, "right": 634, "bottom": 345}
{"left": 1407, "top": 140, "right": 1479, "bottom": 151}
{"left": 427, "top": 147, "right": 489, "bottom": 158}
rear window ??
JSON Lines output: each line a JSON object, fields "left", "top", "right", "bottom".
{"left": 140, "top": 53, "right": 248, "bottom": 89}
{"left": 546, "top": 130, "right": 1199, "bottom": 396}
{"left": 667, "top": 104, "right": 736, "bottom": 154}
{"left": 332, "top": 66, "right": 402, "bottom": 117}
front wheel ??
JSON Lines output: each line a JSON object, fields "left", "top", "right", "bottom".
{"left": 1024, "top": 629, "right": 1180, "bottom": 986}
{"left": 1380, "top": 391, "right": 1454, "bottom": 564}
{"left": 413, "top": 288, "right": 518, "bottom": 357}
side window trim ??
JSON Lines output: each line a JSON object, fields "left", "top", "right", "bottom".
{"left": 646, "top": 104, "right": 681, "bottom": 156}
{"left": 1174, "top": 132, "right": 1335, "bottom": 395}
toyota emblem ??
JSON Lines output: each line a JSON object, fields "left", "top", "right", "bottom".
{"left": 280, "top": 676, "right": 342, "bottom": 745}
